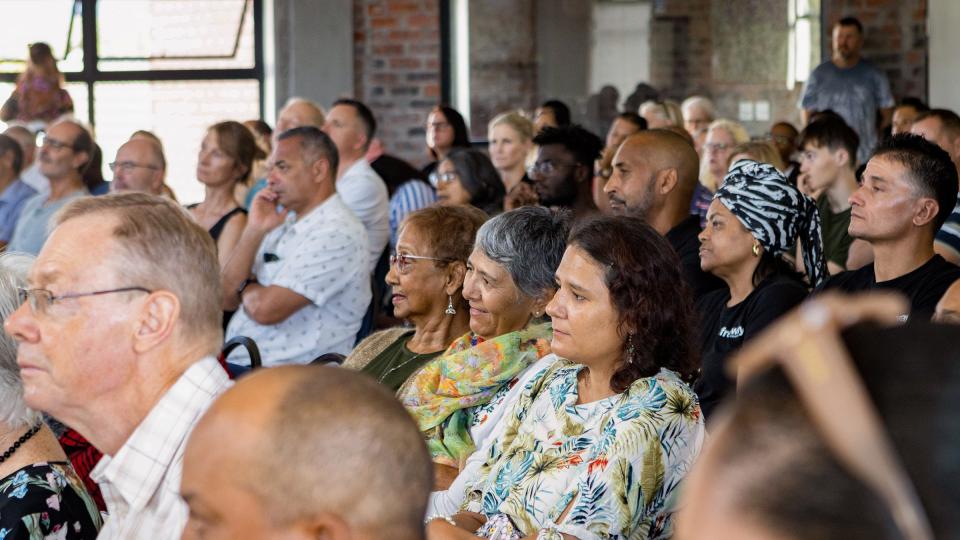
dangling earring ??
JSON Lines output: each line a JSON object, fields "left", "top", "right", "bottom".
{"left": 626, "top": 334, "right": 635, "bottom": 364}
{"left": 752, "top": 243, "right": 761, "bottom": 257}
{"left": 445, "top": 295, "right": 456, "bottom": 315}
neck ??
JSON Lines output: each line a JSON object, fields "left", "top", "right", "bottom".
{"left": 719, "top": 259, "right": 760, "bottom": 306}
{"left": 407, "top": 307, "right": 471, "bottom": 354}
{"left": 649, "top": 198, "right": 690, "bottom": 236}
{"left": 47, "top": 174, "right": 83, "bottom": 200}
{"left": 498, "top": 165, "right": 525, "bottom": 192}
{"left": 832, "top": 54, "right": 860, "bottom": 68}
{"left": 0, "top": 423, "right": 65, "bottom": 479}
{"left": 871, "top": 237, "right": 935, "bottom": 282}
{"left": 293, "top": 188, "right": 334, "bottom": 221}
{"left": 577, "top": 360, "right": 618, "bottom": 403}
{"left": 336, "top": 155, "right": 362, "bottom": 180}
{"left": 825, "top": 170, "right": 857, "bottom": 212}
{"left": 202, "top": 184, "right": 239, "bottom": 210}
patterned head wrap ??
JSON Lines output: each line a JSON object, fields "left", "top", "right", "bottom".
{"left": 714, "top": 159, "right": 826, "bottom": 286}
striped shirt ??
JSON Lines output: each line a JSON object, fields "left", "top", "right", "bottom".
{"left": 936, "top": 198, "right": 960, "bottom": 258}
{"left": 389, "top": 179, "right": 436, "bottom": 247}
{"left": 91, "top": 357, "right": 232, "bottom": 539}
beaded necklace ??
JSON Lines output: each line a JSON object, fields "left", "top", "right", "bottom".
{"left": 0, "top": 423, "right": 42, "bottom": 464}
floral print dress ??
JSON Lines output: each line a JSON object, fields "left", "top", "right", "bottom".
{"left": 0, "top": 462, "right": 102, "bottom": 539}
{"left": 461, "top": 359, "right": 704, "bottom": 539}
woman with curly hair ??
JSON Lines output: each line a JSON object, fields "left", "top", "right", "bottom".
{"left": 428, "top": 216, "right": 704, "bottom": 540}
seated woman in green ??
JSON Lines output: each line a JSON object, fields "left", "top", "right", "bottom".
{"left": 344, "top": 205, "right": 488, "bottom": 390}
{"left": 427, "top": 216, "right": 705, "bottom": 539}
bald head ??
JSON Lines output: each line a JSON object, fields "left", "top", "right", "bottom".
{"left": 181, "top": 366, "right": 432, "bottom": 540}
{"left": 111, "top": 138, "right": 165, "bottom": 195}
{"left": 276, "top": 98, "right": 326, "bottom": 143}
{"left": 935, "top": 279, "right": 960, "bottom": 324}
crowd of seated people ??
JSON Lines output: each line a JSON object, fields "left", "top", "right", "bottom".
{"left": 0, "top": 20, "right": 957, "bottom": 538}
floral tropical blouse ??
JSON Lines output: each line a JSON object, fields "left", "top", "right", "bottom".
{"left": 0, "top": 462, "right": 102, "bottom": 539}
{"left": 461, "top": 357, "right": 704, "bottom": 539}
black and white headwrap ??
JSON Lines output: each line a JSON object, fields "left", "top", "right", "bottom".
{"left": 714, "top": 159, "right": 826, "bottom": 286}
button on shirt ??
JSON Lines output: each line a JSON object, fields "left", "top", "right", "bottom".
{"left": 91, "top": 357, "right": 232, "bottom": 540}
{"left": 225, "top": 194, "right": 371, "bottom": 367}
{"left": 337, "top": 159, "right": 390, "bottom": 272}
{"left": 0, "top": 179, "right": 36, "bottom": 242}
{"left": 8, "top": 188, "right": 87, "bottom": 254}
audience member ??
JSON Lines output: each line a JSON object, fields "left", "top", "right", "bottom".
{"left": 81, "top": 143, "right": 108, "bottom": 195}
{"left": 344, "top": 206, "right": 487, "bottom": 391}
{"left": 4, "top": 125, "right": 47, "bottom": 195}
{"left": 423, "top": 105, "right": 470, "bottom": 177}
{"left": 798, "top": 116, "right": 861, "bottom": 273}
{"left": 892, "top": 96, "right": 929, "bottom": 135}
{"left": 639, "top": 99, "right": 683, "bottom": 129}
{"left": 432, "top": 147, "right": 504, "bottom": 215}
{"left": 605, "top": 129, "right": 723, "bottom": 299}
{"left": 128, "top": 130, "right": 177, "bottom": 201}
{"left": 593, "top": 112, "right": 646, "bottom": 210}
{"left": 324, "top": 98, "right": 391, "bottom": 272}
{"left": 398, "top": 207, "right": 567, "bottom": 483}
{"left": 696, "top": 160, "right": 824, "bottom": 418}
{"left": 0, "top": 134, "right": 35, "bottom": 247}
{"left": 909, "top": 108, "right": 960, "bottom": 265}
{"left": 525, "top": 125, "right": 604, "bottom": 219}
{"left": 429, "top": 216, "right": 704, "bottom": 538}
{"left": 244, "top": 97, "right": 326, "bottom": 207}
{"left": 727, "top": 140, "right": 786, "bottom": 171}
{"left": 622, "top": 82, "right": 659, "bottom": 113}
{"left": 768, "top": 120, "right": 801, "bottom": 184}
{"left": 109, "top": 137, "right": 165, "bottom": 195}
{"left": 223, "top": 127, "right": 370, "bottom": 368}
{"left": 366, "top": 139, "right": 436, "bottom": 247}
{"left": 487, "top": 110, "right": 534, "bottom": 193}
{"left": 682, "top": 95, "right": 715, "bottom": 153}
{"left": 678, "top": 295, "right": 959, "bottom": 539}
{"left": 818, "top": 134, "right": 960, "bottom": 318}
{"left": 0, "top": 252, "right": 102, "bottom": 538}
{"left": 8, "top": 119, "right": 91, "bottom": 255}
{"left": 5, "top": 193, "right": 231, "bottom": 538}
{"left": 243, "top": 118, "right": 272, "bottom": 182}
{"left": 934, "top": 278, "right": 960, "bottom": 323}
{"left": 693, "top": 119, "right": 750, "bottom": 225}
{"left": 800, "top": 17, "right": 894, "bottom": 163}
{"left": 0, "top": 43, "right": 73, "bottom": 126}
{"left": 181, "top": 365, "right": 433, "bottom": 540}
{"left": 533, "top": 99, "right": 571, "bottom": 133}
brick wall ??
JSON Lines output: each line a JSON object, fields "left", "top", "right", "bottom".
{"left": 353, "top": 0, "right": 441, "bottom": 166}
{"left": 649, "top": 0, "right": 713, "bottom": 100}
{"left": 822, "top": 0, "right": 928, "bottom": 101}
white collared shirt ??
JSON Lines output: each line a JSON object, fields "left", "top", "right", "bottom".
{"left": 336, "top": 159, "right": 390, "bottom": 272}
{"left": 225, "top": 194, "right": 371, "bottom": 367}
{"left": 91, "top": 356, "right": 232, "bottom": 539}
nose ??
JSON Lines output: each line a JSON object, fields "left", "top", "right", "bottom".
{"left": 698, "top": 227, "right": 710, "bottom": 243}
{"left": 5, "top": 302, "right": 39, "bottom": 345}
{"left": 461, "top": 271, "right": 479, "bottom": 302}
{"left": 603, "top": 171, "right": 620, "bottom": 194}
{"left": 849, "top": 186, "right": 864, "bottom": 207}
{"left": 384, "top": 259, "right": 400, "bottom": 287}
{"left": 544, "top": 290, "right": 564, "bottom": 320}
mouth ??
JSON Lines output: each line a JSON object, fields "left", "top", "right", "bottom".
{"left": 391, "top": 294, "right": 406, "bottom": 304}
{"left": 469, "top": 304, "right": 488, "bottom": 317}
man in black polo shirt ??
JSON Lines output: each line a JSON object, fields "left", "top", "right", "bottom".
{"left": 818, "top": 133, "right": 960, "bottom": 318}
{"left": 605, "top": 128, "right": 723, "bottom": 299}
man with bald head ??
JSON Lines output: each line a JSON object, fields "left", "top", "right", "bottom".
{"left": 110, "top": 138, "right": 166, "bottom": 195}
{"left": 181, "top": 365, "right": 432, "bottom": 540}
{"left": 605, "top": 129, "right": 723, "bottom": 299}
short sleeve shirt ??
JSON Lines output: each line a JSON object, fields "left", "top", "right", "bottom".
{"left": 935, "top": 198, "right": 960, "bottom": 258}
{"left": 0, "top": 178, "right": 36, "bottom": 242}
{"left": 225, "top": 194, "right": 371, "bottom": 367}
{"left": 799, "top": 59, "right": 895, "bottom": 164}
{"left": 817, "top": 195, "right": 854, "bottom": 267}
{"left": 336, "top": 159, "right": 390, "bottom": 271}
{"left": 8, "top": 188, "right": 87, "bottom": 255}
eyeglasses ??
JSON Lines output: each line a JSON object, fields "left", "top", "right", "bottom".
{"left": 527, "top": 160, "right": 577, "bottom": 177}
{"left": 389, "top": 253, "right": 445, "bottom": 273}
{"left": 731, "top": 296, "right": 933, "bottom": 540}
{"left": 429, "top": 171, "right": 458, "bottom": 187}
{"left": 18, "top": 286, "right": 152, "bottom": 315}
{"left": 109, "top": 161, "right": 160, "bottom": 173}
{"left": 703, "top": 142, "right": 732, "bottom": 153}
{"left": 41, "top": 137, "right": 75, "bottom": 151}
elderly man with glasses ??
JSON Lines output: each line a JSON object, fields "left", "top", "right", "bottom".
{"left": 7, "top": 119, "right": 92, "bottom": 254}
{"left": 4, "top": 192, "right": 232, "bottom": 539}
{"left": 109, "top": 137, "right": 166, "bottom": 195}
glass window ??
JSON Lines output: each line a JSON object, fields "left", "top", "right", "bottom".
{"left": 0, "top": 1, "right": 82, "bottom": 74}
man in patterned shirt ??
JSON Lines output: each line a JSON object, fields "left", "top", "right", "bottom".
{"left": 5, "top": 192, "right": 232, "bottom": 538}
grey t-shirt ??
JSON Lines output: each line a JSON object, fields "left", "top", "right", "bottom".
{"left": 799, "top": 59, "right": 894, "bottom": 164}
{"left": 8, "top": 189, "right": 87, "bottom": 255}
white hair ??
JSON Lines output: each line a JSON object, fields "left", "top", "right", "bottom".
{"left": 0, "top": 252, "right": 40, "bottom": 429}
{"left": 682, "top": 96, "right": 716, "bottom": 120}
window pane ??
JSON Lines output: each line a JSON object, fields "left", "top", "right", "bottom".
{"left": 97, "top": 0, "right": 255, "bottom": 71}
{"left": 94, "top": 80, "right": 260, "bottom": 204}
{"left": 0, "top": 1, "right": 82, "bottom": 73}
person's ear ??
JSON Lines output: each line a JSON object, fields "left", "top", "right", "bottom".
{"left": 913, "top": 198, "right": 939, "bottom": 228}
{"left": 531, "top": 288, "right": 557, "bottom": 317}
{"left": 657, "top": 167, "right": 678, "bottom": 195}
{"left": 133, "top": 291, "right": 179, "bottom": 354}
{"left": 833, "top": 148, "right": 851, "bottom": 169}
{"left": 72, "top": 150, "right": 90, "bottom": 172}
{"left": 444, "top": 261, "right": 467, "bottom": 296}
{"left": 312, "top": 157, "right": 331, "bottom": 183}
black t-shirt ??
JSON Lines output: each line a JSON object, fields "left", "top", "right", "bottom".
{"left": 695, "top": 274, "right": 808, "bottom": 419}
{"left": 817, "top": 254, "right": 960, "bottom": 319}
{"left": 666, "top": 215, "right": 725, "bottom": 301}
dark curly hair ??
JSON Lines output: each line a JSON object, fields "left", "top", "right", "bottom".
{"left": 568, "top": 216, "right": 699, "bottom": 390}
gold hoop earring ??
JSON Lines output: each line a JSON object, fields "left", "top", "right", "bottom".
{"left": 752, "top": 243, "right": 761, "bottom": 257}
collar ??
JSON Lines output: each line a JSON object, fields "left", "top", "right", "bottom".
{"left": 286, "top": 193, "right": 343, "bottom": 236}
{"left": 0, "top": 179, "right": 33, "bottom": 204}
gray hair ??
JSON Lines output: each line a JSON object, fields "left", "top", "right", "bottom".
{"left": 681, "top": 95, "right": 716, "bottom": 120}
{"left": 0, "top": 252, "right": 41, "bottom": 429}
{"left": 474, "top": 206, "right": 571, "bottom": 299}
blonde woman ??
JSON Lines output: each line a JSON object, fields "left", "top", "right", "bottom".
{"left": 639, "top": 99, "right": 684, "bottom": 128}
{"left": 727, "top": 141, "right": 786, "bottom": 172}
{"left": 692, "top": 119, "right": 750, "bottom": 225}
{"left": 487, "top": 111, "right": 534, "bottom": 193}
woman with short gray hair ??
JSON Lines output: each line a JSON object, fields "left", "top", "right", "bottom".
{"left": 399, "top": 206, "right": 570, "bottom": 488}
{"left": 0, "top": 253, "right": 102, "bottom": 538}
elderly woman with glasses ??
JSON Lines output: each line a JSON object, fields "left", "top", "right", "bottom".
{"left": 431, "top": 148, "right": 506, "bottom": 215}
{"left": 344, "top": 205, "right": 488, "bottom": 390}
{"left": 428, "top": 216, "right": 704, "bottom": 539}
{"left": 0, "top": 253, "right": 102, "bottom": 538}
{"left": 398, "top": 206, "right": 570, "bottom": 486}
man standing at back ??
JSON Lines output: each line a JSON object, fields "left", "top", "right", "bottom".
{"left": 5, "top": 193, "right": 232, "bottom": 538}
{"left": 818, "top": 134, "right": 960, "bottom": 318}
{"left": 604, "top": 129, "right": 723, "bottom": 300}
{"left": 799, "top": 17, "right": 894, "bottom": 164}
{"left": 223, "top": 127, "right": 370, "bottom": 369}
{"left": 323, "top": 98, "right": 390, "bottom": 272}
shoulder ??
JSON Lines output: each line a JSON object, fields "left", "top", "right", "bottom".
{"left": 754, "top": 276, "right": 808, "bottom": 301}
{"left": 343, "top": 328, "right": 413, "bottom": 370}
{"left": 696, "top": 287, "right": 729, "bottom": 313}
{"left": 818, "top": 264, "right": 872, "bottom": 292}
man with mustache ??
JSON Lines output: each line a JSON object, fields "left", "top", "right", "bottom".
{"left": 604, "top": 128, "right": 723, "bottom": 300}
